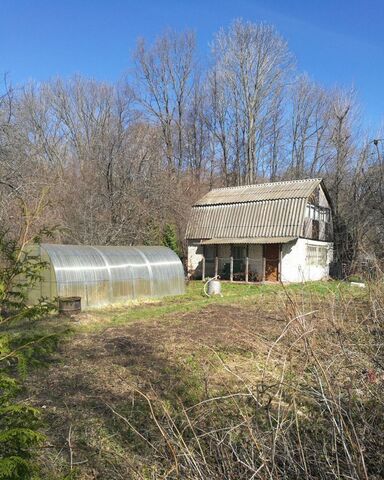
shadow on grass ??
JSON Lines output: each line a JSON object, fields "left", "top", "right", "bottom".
{"left": 29, "top": 323, "right": 209, "bottom": 479}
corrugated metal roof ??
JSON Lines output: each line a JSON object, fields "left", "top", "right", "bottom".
{"left": 195, "top": 178, "right": 322, "bottom": 206}
{"left": 201, "top": 236, "right": 297, "bottom": 244}
{"left": 186, "top": 197, "right": 307, "bottom": 239}
{"left": 185, "top": 178, "right": 329, "bottom": 241}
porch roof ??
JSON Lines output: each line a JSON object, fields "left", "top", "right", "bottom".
{"left": 200, "top": 236, "right": 297, "bottom": 245}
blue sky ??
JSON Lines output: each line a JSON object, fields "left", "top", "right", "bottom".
{"left": 1, "top": 0, "right": 383, "bottom": 128}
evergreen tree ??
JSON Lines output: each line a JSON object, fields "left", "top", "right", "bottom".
{"left": 0, "top": 196, "right": 57, "bottom": 479}
{"left": 162, "top": 224, "right": 181, "bottom": 257}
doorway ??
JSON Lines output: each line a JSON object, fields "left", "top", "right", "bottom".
{"left": 264, "top": 244, "right": 280, "bottom": 282}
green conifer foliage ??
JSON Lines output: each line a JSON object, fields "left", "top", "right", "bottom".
{"left": 0, "top": 207, "right": 57, "bottom": 479}
{"left": 162, "top": 224, "right": 181, "bottom": 257}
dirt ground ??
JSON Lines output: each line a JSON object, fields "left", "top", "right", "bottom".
{"left": 24, "top": 283, "right": 368, "bottom": 479}
{"left": 24, "top": 298, "right": 290, "bottom": 478}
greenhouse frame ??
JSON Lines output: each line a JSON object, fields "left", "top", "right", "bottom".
{"left": 30, "top": 244, "right": 185, "bottom": 308}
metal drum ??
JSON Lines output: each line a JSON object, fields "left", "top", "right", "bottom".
{"left": 58, "top": 296, "right": 82, "bottom": 315}
{"left": 207, "top": 279, "right": 222, "bottom": 296}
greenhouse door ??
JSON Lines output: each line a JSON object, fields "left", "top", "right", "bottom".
{"left": 264, "top": 244, "right": 280, "bottom": 282}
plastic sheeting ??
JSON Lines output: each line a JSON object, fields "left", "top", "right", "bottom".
{"left": 35, "top": 244, "right": 185, "bottom": 308}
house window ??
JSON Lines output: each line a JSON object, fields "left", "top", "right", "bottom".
{"left": 306, "top": 204, "right": 311, "bottom": 218}
{"left": 305, "top": 204, "right": 331, "bottom": 223}
{"left": 204, "top": 245, "right": 215, "bottom": 259}
{"left": 232, "top": 246, "right": 246, "bottom": 259}
{"left": 306, "top": 245, "right": 328, "bottom": 266}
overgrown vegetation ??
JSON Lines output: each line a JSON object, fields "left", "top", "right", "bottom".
{"left": 11, "top": 280, "right": 382, "bottom": 479}
{"left": 162, "top": 224, "right": 181, "bottom": 257}
{"left": 118, "top": 284, "right": 383, "bottom": 479}
{"left": 0, "top": 199, "right": 59, "bottom": 480}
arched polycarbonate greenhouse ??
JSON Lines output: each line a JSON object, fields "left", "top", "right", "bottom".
{"left": 30, "top": 244, "right": 185, "bottom": 308}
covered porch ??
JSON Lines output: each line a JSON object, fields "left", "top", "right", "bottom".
{"left": 199, "top": 237, "right": 295, "bottom": 283}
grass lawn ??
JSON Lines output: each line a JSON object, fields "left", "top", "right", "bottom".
{"left": 58, "top": 279, "right": 365, "bottom": 332}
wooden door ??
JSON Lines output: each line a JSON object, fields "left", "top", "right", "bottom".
{"left": 264, "top": 244, "right": 280, "bottom": 282}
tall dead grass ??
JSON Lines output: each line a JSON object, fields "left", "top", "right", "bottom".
{"left": 110, "top": 283, "right": 384, "bottom": 479}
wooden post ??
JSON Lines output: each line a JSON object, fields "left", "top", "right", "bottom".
{"left": 213, "top": 244, "right": 218, "bottom": 277}
{"left": 245, "top": 245, "right": 249, "bottom": 283}
{"left": 201, "top": 254, "right": 205, "bottom": 280}
{"left": 230, "top": 256, "right": 234, "bottom": 282}
{"left": 262, "top": 245, "right": 266, "bottom": 282}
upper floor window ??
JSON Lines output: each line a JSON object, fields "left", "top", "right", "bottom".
{"left": 306, "top": 204, "right": 331, "bottom": 223}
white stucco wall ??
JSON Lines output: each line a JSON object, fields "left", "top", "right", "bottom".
{"left": 188, "top": 238, "right": 333, "bottom": 283}
{"left": 187, "top": 241, "right": 204, "bottom": 278}
{"left": 281, "top": 238, "right": 333, "bottom": 282}
{"left": 281, "top": 239, "right": 305, "bottom": 282}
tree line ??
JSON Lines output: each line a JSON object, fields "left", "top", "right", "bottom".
{"left": 1, "top": 19, "right": 384, "bottom": 272}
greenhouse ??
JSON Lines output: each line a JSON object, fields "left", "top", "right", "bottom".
{"left": 30, "top": 244, "right": 185, "bottom": 308}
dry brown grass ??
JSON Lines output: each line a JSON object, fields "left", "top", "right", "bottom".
{"left": 22, "top": 281, "right": 384, "bottom": 479}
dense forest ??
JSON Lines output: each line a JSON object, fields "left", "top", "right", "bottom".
{"left": 1, "top": 19, "right": 384, "bottom": 271}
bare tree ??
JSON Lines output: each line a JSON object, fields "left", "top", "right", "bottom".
{"left": 184, "top": 77, "right": 209, "bottom": 182}
{"left": 133, "top": 30, "right": 196, "bottom": 173}
{"left": 325, "top": 89, "right": 359, "bottom": 266}
{"left": 287, "top": 75, "right": 332, "bottom": 178}
{"left": 211, "top": 20, "right": 293, "bottom": 184}
{"left": 1, "top": 21, "right": 383, "bottom": 272}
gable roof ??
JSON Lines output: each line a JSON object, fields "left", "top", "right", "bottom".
{"left": 195, "top": 178, "right": 323, "bottom": 206}
{"left": 186, "top": 178, "right": 328, "bottom": 241}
